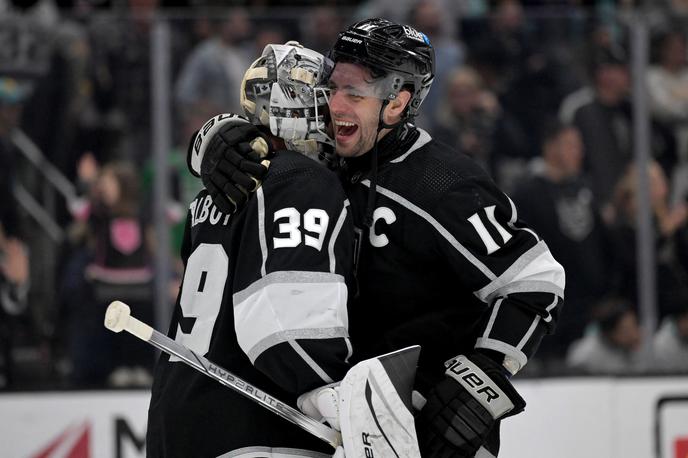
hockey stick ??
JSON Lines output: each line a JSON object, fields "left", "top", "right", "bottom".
{"left": 103, "top": 300, "right": 342, "bottom": 449}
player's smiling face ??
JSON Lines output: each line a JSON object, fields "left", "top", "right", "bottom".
{"left": 327, "top": 62, "right": 385, "bottom": 158}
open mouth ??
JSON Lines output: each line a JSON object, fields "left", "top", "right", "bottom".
{"left": 334, "top": 119, "right": 358, "bottom": 141}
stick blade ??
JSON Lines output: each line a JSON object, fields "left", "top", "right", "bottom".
{"left": 104, "top": 301, "right": 131, "bottom": 333}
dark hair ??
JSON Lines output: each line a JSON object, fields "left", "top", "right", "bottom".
{"left": 650, "top": 28, "right": 687, "bottom": 65}
{"left": 589, "top": 45, "right": 627, "bottom": 78}
{"left": 592, "top": 297, "right": 634, "bottom": 334}
{"left": 101, "top": 161, "right": 141, "bottom": 217}
{"left": 541, "top": 118, "right": 573, "bottom": 148}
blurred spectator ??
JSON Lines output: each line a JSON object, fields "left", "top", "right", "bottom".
{"left": 62, "top": 159, "right": 154, "bottom": 387}
{"left": 0, "top": 0, "right": 81, "bottom": 186}
{"left": 0, "top": 232, "right": 29, "bottom": 323}
{"left": 432, "top": 66, "right": 499, "bottom": 173}
{"left": 0, "top": 78, "right": 32, "bottom": 237}
{"left": 84, "top": 0, "right": 192, "bottom": 166}
{"left": 471, "top": 1, "right": 579, "bottom": 191}
{"left": 645, "top": 0, "right": 688, "bottom": 32}
{"left": 253, "top": 24, "right": 287, "bottom": 59}
{"left": 491, "top": 52, "right": 578, "bottom": 191}
{"left": 15, "top": 5, "right": 93, "bottom": 182}
{"left": 299, "top": 6, "right": 344, "bottom": 54}
{"left": 174, "top": 10, "right": 253, "bottom": 130}
{"left": 467, "top": 0, "right": 533, "bottom": 94}
{"left": 651, "top": 305, "right": 688, "bottom": 373}
{"left": 566, "top": 298, "right": 645, "bottom": 374}
{"left": 512, "top": 121, "right": 616, "bottom": 359}
{"left": 609, "top": 160, "right": 688, "bottom": 320}
{"left": 558, "top": 21, "right": 615, "bottom": 126}
{"left": 565, "top": 46, "right": 631, "bottom": 211}
{"left": 647, "top": 29, "right": 688, "bottom": 162}
{"left": 353, "top": 0, "right": 463, "bottom": 30}
{"left": 142, "top": 99, "right": 209, "bottom": 259}
{"left": 0, "top": 230, "right": 30, "bottom": 389}
{"left": 0, "top": 77, "right": 31, "bottom": 388}
{"left": 562, "top": 46, "right": 677, "bottom": 215}
{"left": 408, "top": 0, "right": 465, "bottom": 130}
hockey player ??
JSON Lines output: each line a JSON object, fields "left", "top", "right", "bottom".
{"left": 193, "top": 19, "right": 566, "bottom": 458}
{"left": 146, "top": 43, "right": 355, "bottom": 457}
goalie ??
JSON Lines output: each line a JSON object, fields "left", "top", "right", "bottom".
{"left": 147, "top": 43, "right": 356, "bottom": 457}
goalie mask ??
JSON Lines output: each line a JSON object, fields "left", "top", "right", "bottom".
{"left": 240, "top": 41, "right": 334, "bottom": 157}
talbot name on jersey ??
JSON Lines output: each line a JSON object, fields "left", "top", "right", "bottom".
{"left": 190, "top": 195, "right": 231, "bottom": 228}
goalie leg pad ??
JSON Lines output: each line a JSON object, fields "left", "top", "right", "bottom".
{"left": 338, "top": 346, "right": 422, "bottom": 457}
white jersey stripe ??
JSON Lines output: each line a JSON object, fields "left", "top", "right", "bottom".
{"left": 513, "top": 296, "right": 560, "bottom": 353}
{"left": 247, "top": 327, "right": 348, "bottom": 364}
{"left": 484, "top": 280, "right": 564, "bottom": 304}
{"left": 389, "top": 127, "right": 432, "bottom": 163}
{"left": 234, "top": 271, "right": 345, "bottom": 305}
{"left": 328, "top": 200, "right": 350, "bottom": 273}
{"left": 475, "top": 336, "right": 528, "bottom": 370}
{"left": 481, "top": 297, "right": 504, "bottom": 339}
{"left": 542, "top": 295, "right": 559, "bottom": 324}
{"left": 233, "top": 272, "right": 349, "bottom": 363}
{"left": 516, "top": 315, "right": 541, "bottom": 351}
{"left": 289, "top": 340, "right": 334, "bottom": 384}
{"left": 344, "top": 336, "right": 353, "bottom": 363}
{"left": 505, "top": 194, "right": 540, "bottom": 241}
{"left": 475, "top": 241, "right": 565, "bottom": 303}
{"left": 361, "top": 180, "right": 497, "bottom": 281}
{"left": 257, "top": 187, "right": 269, "bottom": 277}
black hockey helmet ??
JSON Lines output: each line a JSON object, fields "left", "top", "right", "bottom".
{"left": 329, "top": 18, "right": 435, "bottom": 118}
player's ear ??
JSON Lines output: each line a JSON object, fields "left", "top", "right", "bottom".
{"left": 383, "top": 90, "right": 412, "bottom": 124}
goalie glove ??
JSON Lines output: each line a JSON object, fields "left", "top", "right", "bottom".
{"left": 298, "top": 346, "right": 422, "bottom": 457}
{"left": 187, "top": 113, "right": 272, "bottom": 214}
{"left": 418, "top": 353, "right": 526, "bottom": 457}
{"left": 297, "top": 383, "right": 342, "bottom": 431}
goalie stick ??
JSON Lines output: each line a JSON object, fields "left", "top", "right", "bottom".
{"left": 103, "top": 300, "right": 342, "bottom": 449}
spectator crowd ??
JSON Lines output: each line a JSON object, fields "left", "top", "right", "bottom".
{"left": 2, "top": 0, "right": 688, "bottom": 389}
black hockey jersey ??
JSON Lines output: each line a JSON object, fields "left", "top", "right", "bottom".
{"left": 343, "top": 127, "right": 565, "bottom": 390}
{"left": 147, "top": 150, "right": 354, "bottom": 457}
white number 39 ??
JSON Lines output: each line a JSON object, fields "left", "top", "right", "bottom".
{"left": 273, "top": 208, "right": 330, "bottom": 251}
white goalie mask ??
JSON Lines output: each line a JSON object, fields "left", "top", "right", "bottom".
{"left": 240, "top": 41, "right": 334, "bottom": 157}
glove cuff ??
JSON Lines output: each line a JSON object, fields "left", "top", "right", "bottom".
{"left": 297, "top": 382, "right": 341, "bottom": 431}
{"left": 444, "top": 353, "right": 526, "bottom": 420}
{"left": 186, "top": 129, "right": 201, "bottom": 178}
{"left": 187, "top": 113, "right": 254, "bottom": 177}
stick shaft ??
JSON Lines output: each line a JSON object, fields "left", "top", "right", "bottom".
{"left": 124, "top": 318, "right": 341, "bottom": 448}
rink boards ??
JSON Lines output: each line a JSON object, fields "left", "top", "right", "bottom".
{"left": 0, "top": 377, "right": 687, "bottom": 458}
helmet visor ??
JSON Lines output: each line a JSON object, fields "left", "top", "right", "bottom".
{"left": 327, "top": 63, "right": 404, "bottom": 101}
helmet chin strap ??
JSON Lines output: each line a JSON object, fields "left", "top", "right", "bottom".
{"left": 364, "top": 96, "right": 414, "bottom": 227}
{"left": 364, "top": 99, "right": 398, "bottom": 227}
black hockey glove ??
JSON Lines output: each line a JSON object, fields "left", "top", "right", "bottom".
{"left": 418, "top": 353, "right": 526, "bottom": 457}
{"left": 187, "top": 113, "right": 273, "bottom": 214}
